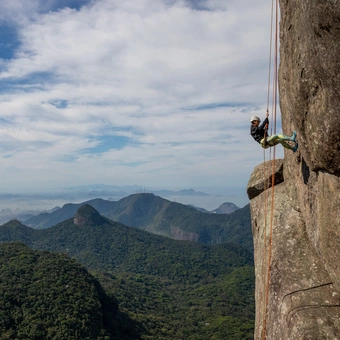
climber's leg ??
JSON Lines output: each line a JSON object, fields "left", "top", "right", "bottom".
{"left": 278, "top": 140, "right": 298, "bottom": 152}
{"left": 267, "top": 132, "right": 296, "bottom": 145}
{"left": 266, "top": 134, "right": 283, "bottom": 146}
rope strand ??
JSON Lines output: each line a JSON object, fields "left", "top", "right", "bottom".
{"left": 261, "top": 0, "right": 279, "bottom": 339}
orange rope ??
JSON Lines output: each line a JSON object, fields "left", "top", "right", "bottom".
{"left": 261, "top": 0, "right": 279, "bottom": 339}
{"left": 266, "top": 0, "right": 275, "bottom": 112}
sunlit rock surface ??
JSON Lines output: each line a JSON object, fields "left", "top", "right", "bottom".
{"left": 248, "top": 0, "right": 340, "bottom": 338}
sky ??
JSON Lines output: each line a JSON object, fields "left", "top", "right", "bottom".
{"left": 0, "top": 0, "right": 283, "bottom": 204}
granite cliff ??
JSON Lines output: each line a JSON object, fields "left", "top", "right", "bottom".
{"left": 247, "top": 1, "right": 340, "bottom": 339}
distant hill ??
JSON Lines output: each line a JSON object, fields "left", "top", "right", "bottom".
{"left": 0, "top": 206, "right": 255, "bottom": 339}
{"left": 0, "top": 242, "right": 139, "bottom": 339}
{"left": 25, "top": 198, "right": 113, "bottom": 230}
{"left": 25, "top": 193, "right": 252, "bottom": 250}
{"left": 191, "top": 202, "right": 240, "bottom": 214}
{"left": 62, "top": 185, "right": 210, "bottom": 197}
{"left": 212, "top": 202, "right": 240, "bottom": 214}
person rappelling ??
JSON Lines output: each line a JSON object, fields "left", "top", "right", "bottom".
{"left": 250, "top": 111, "right": 298, "bottom": 152}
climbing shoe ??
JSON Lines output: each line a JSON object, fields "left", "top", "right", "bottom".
{"left": 292, "top": 143, "right": 298, "bottom": 153}
{"left": 291, "top": 131, "right": 297, "bottom": 142}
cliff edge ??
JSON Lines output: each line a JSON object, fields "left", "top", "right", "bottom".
{"left": 248, "top": 1, "right": 340, "bottom": 339}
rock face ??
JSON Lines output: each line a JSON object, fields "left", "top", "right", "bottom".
{"left": 279, "top": 0, "right": 340, "bottom": 174}
{"left": 170, "top": 226, "right": 199, "bottom": 242}
{"left": 248, "top": 1, "right": 340, "bottom": 339}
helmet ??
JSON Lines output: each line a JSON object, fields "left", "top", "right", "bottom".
{"left": 250, "top": 115, "right": 261, "bottom": 122}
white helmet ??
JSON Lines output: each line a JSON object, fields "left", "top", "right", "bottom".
{"left": 250, "top": 115, "right": 261, "bottom": 122}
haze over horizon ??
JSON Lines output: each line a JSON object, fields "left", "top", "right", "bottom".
{"left": 0, "top": 0, "right": 283, "bottom": 199}
{"left": 0, "top": 183, "right": 249, "bottom": 212}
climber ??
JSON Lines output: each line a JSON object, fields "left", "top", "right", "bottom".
{"left": 250, "top": 112, "right": 298, "bottom": 152}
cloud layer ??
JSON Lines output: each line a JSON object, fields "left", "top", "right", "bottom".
{"left": 0, "top": 0, "right": 282, "bottom": 199}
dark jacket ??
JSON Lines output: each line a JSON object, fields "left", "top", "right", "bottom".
{"left": 250, "top": 118, "right": 269, "bottom": 143}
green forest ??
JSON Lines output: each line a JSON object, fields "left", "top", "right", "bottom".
{"left": 0, "top": 204, "right": 255, "bottom": 339}
{"left": 95, "top": 267, "right": 254, "bottom": 339}
{"left": 0, "top": 242, "right": 138, "bottom": 339}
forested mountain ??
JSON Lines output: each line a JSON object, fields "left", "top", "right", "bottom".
{"left": 0, "top": 242, "right": 139, "bottom": 339}
{"left": 1, "top": 205, "right": 253, "bottom": 279}
{"left": 25, "top": 193, "right": 252, "bottom": 250}
{"left": 0, "top": 205, "right": 255, "bottom": 339}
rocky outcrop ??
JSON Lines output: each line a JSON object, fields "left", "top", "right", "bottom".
{"left": 249, "top": 172, "right": 340, "bottom": 339}
{"left": 73, "top": 204, "right": 107, "bottom": 227}
{"left": 170, "top": 226, "right": 199, "bottom": 242}
{"left": 247, "top": 159, "right": 284, "bottom": 200}
{"left": 248, "top": 1, "right": 340, "bottom": 339}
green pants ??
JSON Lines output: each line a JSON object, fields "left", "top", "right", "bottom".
{"left": 260, "top": 133, "right": 295, "bottom": 150}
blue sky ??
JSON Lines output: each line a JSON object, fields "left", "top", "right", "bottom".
{"left": 0, "top": 0, "right": 284, "bottom": 203}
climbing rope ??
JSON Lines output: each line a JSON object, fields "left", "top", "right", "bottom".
{"left": 261, "top": 0, "right": 279, "bottom": 339}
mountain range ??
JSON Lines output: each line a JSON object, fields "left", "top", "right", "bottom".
{"left": 61, "top": 184, "right": 210, "bottom": 197}
{"left": 0, "top": 186, "right": 210, "bottom": 202}
{"left": 0, "top": 204, "right": 253, "bottom": 279}
{"left": 24, "top": 193, "right": 251, "bottom": 250}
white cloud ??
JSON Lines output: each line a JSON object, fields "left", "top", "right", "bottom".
{"left": 0, "top": 1, "right": 38, "bottom": 23}
{"left": 0, "top": 0, "right": 282, "bottom": 201}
